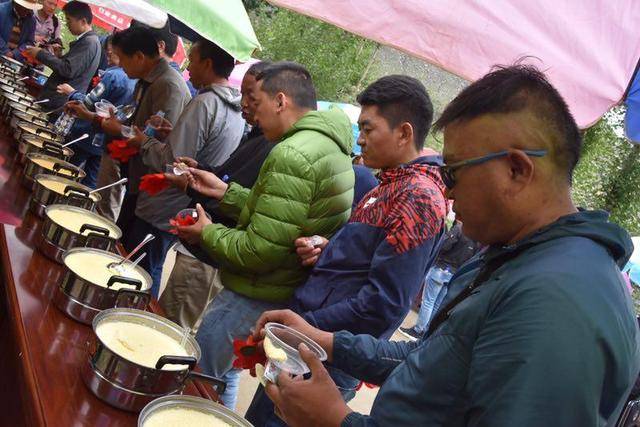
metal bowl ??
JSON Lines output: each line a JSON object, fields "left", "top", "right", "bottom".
{"left": 31, "top": 174, "right": 101, "bottom": 218}
{"left": 38, "top": 204, "right": 120, "bottom": 263}
{"left": 19, "top": 134, "right": 72, "bottom": 164}
{"left": 83, "top": 308, "right": 226, "bottom": 412}
{"left": 138, "top": 395, "right": 253, "bottom": 427}
{"left": 54, "top": 248, "right": 152, "bottom": 324}
{"left": 23, "top": 152, "right": 85, "bottom": 190}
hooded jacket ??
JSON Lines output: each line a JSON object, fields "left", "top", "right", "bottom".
{"left": 292, "top": 156, "right": 448, "bottom": 339}
{"left": 136, "top": 84, "right": 245, "bottom": 231}
{"left": 331, "top": 210, "right": 640, "bottom": 426}
{"left": 200, "top": 109, "right": 355, "bottom": 302}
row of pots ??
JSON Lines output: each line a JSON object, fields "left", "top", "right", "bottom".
{"left": 0, "top": 60, "right": 240, "bottom": 423}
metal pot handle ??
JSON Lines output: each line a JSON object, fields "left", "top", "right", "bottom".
{"left": 63, "top": 185, "right": 89, "bottom": 197}
{"left": 187, "top": 371, "right": 227, "bottom": 395}
{"left": 84, "top": 230, "right": 113, "bottom": 250}
{"left": 108, "top": 275, "right": 142, "bottom": 290}
{"left": 41, "top": 144, "right": 63, "bottom": 158}
{"left": 155, "top": 355, "right": 198, "bottom": 371}
{"left": 79, "top": 223, "right": 109, "bottom": 237}
{"left": 53, "top": 162, "right": 79, "bottom": 177}
{"left": 114, "top": 287, "right": 150, "bottom": 310}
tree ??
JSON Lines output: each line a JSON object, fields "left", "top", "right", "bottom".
{"left": 250, "top": 6, "right": 378, "bottom": 103}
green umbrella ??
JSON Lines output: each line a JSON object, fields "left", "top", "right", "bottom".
{"left": 146, "top": 0, "right": 260, "bottom": 61}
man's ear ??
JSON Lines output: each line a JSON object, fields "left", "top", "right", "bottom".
{"left": 397, "top": 122, "right": 415, "bottom": 149}
{"left": 506, "top": 149, "right": 535, "bottom": 187}
{"left": 275, "top": 92, "right": 287, "bottom": 113}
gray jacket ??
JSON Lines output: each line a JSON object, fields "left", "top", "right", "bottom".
{"left": 36, "top": 30, "right": 101, "bottom": 111}
{"left": 135, "top": 84, "right": 245, "bottom": 231}
{"left": 126, "top": 58, "right": 191, "bottom": 194}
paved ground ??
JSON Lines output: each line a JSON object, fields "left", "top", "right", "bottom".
{"left": 160, "top": 248, "right": 418, "bottom": 417}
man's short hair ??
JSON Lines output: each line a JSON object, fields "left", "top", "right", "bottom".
{"left": 194, "top": 39, "right": 235, "bottom": 79}
{"left": 62, "top": 1, "right": 93, "bottom": 24}
{"left": 357, "top": 75, "right": 434, "bottom": 151}
{"left": 245, "top": 60, "right": 272, "bottom": 77}
{"left": 256, "top": 61, "right": 317, "bottom": 110}
{"left": 129, "top": 20, "right": 178, "bottom": 57}
{"left": 433, "top": 64, "right": 582, "bottom": 183}
{"left": 111, "top": 27, "right": 159, "bottom": 58}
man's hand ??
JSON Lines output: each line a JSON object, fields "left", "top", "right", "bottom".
{"left": 184, "top": 168, "right": 228, "bottom": 200}
{"left": 175, "top": 156, "right": 198, "bottom": 169}
{"left": 176, "top": 203, "right": 212, "bottom": 244}
{"left": 65, "top": 101, "right": 94, "bottom": 121}
{"left": 57, "top": 83, "right": 75, "bottom": 96}
{"left": 23, "top": 46, "right": 41, "bottom": 59}
{"left": 253, "top": 310, "right": 334, "bottom": 362}
{"left": 126, "top": 125, "right": 146, "bottom": 150}
{"left": 294, "top": 236, "right": 329, "bottom": 267}
{"left": 164, "top": 172, "right": 188, "bottom": 192}
{"left": 101, "top": 109, "right": 123, "bottom": 136}
{"left": 146, "top": 115, "right": 173, "bottom": 141}
{"left": 51, "top": 43, "right": 63, "bottom": 57}
{"left": 5, "top": 51, "right": 13, "bottom": 59}
{"left": 265, "top": 344, "right": 352, "bottom": 427}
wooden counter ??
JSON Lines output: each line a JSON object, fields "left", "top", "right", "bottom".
{"left": 0, "top": 121, "right": 216, "bottom": 426}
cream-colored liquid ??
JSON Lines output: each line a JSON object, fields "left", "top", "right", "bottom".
{"left": 32, "top": 157, "right": 76, "bottom": 177}
{"left": 47, "top": 208, "right": 119, "bottom": 236}
{"left": 96, "top": 321, "right": 191, "bottom": 370}
{"left": 64, "top": 251, "right": 149, "bottom": 290}
{"left": 37, "top": 178, "right": 99, "bottom": 201}
{"left": 144, "top": 408, "right": 233, "bottom": 427}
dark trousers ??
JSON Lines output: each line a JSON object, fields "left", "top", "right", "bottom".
{"left": 121, "top": 215, "right": 176, "bottom": 298}
{"left": 245, "top": 365, "right": 359, "bottom": 426}
{"left": 70, "top": 148, "right": 101, "bottom": 189}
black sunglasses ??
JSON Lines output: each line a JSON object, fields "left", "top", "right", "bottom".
{"left": 439, "top": 149, "right": 548, "bottom": 189}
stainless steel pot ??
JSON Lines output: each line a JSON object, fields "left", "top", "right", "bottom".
{"left": 19, "top": 134, "right": 72, "bottom": 164}
{"left": 10, "top": 110, "right": 48, "bottom": 131}
{"left": 0, "top": 91, "right": 26, "bottom": 118}
{"left": 14, "top": 120, "right": 61, "bottom": 146}
{"left": 54, "top": 248, "right": 152, "bottom": 324}
{"left": 31, "top": 174, "right": 101, "bottom": 218}
{"left": 138, "top": 395, "right": 253, "bottom": 427}
{"left": 23, "top": 153, "right": 85, "bottom": 190}
{"left": 38, "top": 204, "right": 121, "bottom": 263}
{"left": 4, "top": 100, "right": 42, "bottom": 123}
{"left": 83, "top": 308, "right": 226, "bottom": 412}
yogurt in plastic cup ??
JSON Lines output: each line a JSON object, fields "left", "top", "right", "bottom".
{"left": 121, "top": 125, "right": 135, "bottom": 139}
{"left": 262, "top": 322, "right": 327, "bottom": 383}
{"left": 95, "top": 100, "right": 115, "bottom": 118}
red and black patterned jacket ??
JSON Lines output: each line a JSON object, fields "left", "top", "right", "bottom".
{"left": 291, "top": 156, "right": 448, "bottom": 339}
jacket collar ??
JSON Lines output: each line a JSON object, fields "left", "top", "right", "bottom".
{"left": 378, "top": 155, "right": 446, "bottom": 193}
{"left": 142, "top": 58, "right": 171, "bottom": 84}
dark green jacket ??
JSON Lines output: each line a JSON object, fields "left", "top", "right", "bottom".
{"left": 334, "top": 210, "right": 640, "bottom": 426}
{"left": 201, "top": 109, "right": 354, "bottom": 302}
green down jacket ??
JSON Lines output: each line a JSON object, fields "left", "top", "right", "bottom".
{"left": 200, "top": 109, "right": 355, "bottom": 302}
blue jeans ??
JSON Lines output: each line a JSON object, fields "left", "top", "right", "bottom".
{"left": 121, "top": 216, "right": 176, "bottom": 298}
{"left": 70, "top": 148, "right": 101, "bottom": 189}
{"left": 245, "top": 365, "right": 359, "bottom": 426}
{"left": 415, "top": 267, "right": 453, "bottom": 333}
{"left": 195, "top": 289, "right": 285, "bottom": 410}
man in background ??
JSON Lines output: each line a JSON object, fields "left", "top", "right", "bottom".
{"left": 26, "top": 1, "right": 101, "bottom": 113}
{"left": 0, "top": 0, "right": 37, "bottom": 60}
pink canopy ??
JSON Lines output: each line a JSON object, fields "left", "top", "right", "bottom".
{"left": 268, "top": 0, "right": 640, "bottom": 128}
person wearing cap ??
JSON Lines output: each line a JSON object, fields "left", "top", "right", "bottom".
{"left": 0, "top": 0, "right": 38, "bottom": 60}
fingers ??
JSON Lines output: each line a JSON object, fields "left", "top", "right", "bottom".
{"left": 195, "top": 203, "right": 207, "bottom": 219}
{"left": 132, "top": 125, "right": 144, "bottom": 137}
{"left": 298, "top": 343, "right": 325, "bottom": 377}
{"left": 301, "top": 255, "right": 320, "bottom": 267}
{"left": 264, "top": 382, "right": 283, "bottom": 407}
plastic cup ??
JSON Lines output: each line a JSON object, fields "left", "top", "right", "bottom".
{"left": 95, "top": 100, "right": 115, "bottom": 118}
{"left": 262, "top": 322, "right": 327, "bottom": 383}
{"left": 121, "top": 125, "right": 135, "bottom": 139}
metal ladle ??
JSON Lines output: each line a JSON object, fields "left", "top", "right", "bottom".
{"left": 107, "top": 234, "right": 155, "bottom": 274}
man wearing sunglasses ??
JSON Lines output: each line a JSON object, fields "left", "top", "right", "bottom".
{"left": 250, "top": 65, "right": 640, "bottom": 426}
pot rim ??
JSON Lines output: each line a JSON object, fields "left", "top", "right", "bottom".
{"left": 43, "top": 204, "right": 121, "bottom": 240}
{"left": 138, "top": 395, "right": 254, "bottom": 427}
{"left": 34, "top": 173, "right": 101, "bottom": 202}
{"left": 26, "top": 152, "right": 87, "bottom": 179}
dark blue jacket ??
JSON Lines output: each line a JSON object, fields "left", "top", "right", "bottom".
{"left": 291, "top": 156, "right": 448, "bottom": 339}
{"left": 67, "top": 66, "right": 136, "bottom": 156}
{"left": 0, "top": 2, "right": 35, "bottom": 59}
{"left": 335, "top": 210, "right": 640, "bottom": 426}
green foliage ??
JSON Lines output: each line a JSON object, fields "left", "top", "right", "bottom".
{"left": 250, "top": 6, "right": 377, "bottom": 103}
{"left": 572, "top": 106, "right": 640, "bottom": 235}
